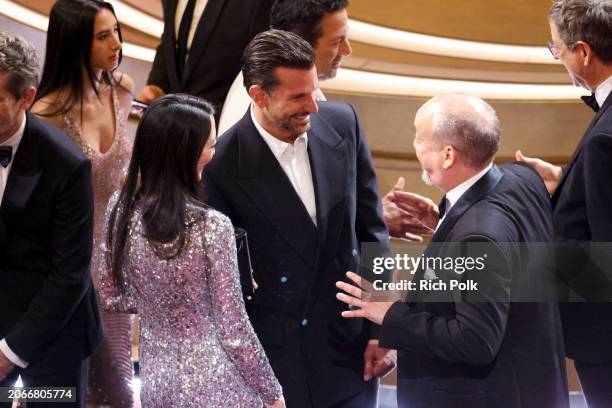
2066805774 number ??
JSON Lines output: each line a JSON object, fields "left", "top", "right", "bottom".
{"left": 0, "top": 387, "right": 75, "bottom": 403}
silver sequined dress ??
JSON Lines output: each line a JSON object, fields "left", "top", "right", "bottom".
{"left": 98, "top": 193, "right": 282, "bottom": 407}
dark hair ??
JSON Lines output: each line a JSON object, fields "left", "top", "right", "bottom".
{"left": 35, "top": 0, "right": 124, "bottom": 117}
{"left": 270, "top": 0, "right": 349, "bottom": 46}
{"left": 108, "top": 94, "right": 215, "bottom": 288}
{"left": 242, "top": 29, "right": 315, "bottom": 92}
{"left": 0, "top": 31, "right": 39, "bottom": 99}
{"left": 549, "top": 0, "right": 612, "bottom": 63}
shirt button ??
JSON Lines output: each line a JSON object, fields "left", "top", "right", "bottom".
{"left": 352, "top": 248, "right": 358, "bottom": 257}
{"left": 301, "top": 319, "right": 308, "bottom": 327}
{"left": 280, "top": 276, "right": 288, "bottom": 283}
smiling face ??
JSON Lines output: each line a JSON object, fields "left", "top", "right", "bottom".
{"left": 313, "top": 9, "right": 351, "bottom": 80}
{"left": 90, "top": 8, "right": 122, "bottom": 72}
{"left": 254, "top": 66, "right": 320, "bottom": 142}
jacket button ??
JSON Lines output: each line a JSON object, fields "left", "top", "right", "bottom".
{"left": 352, "top": 248, "right": 358, "bottom": 257}
{"left": 280, "top": 276, "right": 288, "bottom": 283}
{"left": 301, "top": 319, "right": 308, "bottom": 327}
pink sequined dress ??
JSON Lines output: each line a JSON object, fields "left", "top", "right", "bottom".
{"left": 98, "top": 193, "right": 283, "bottom": 407}
{"left": 61, "top": 86, "right": 134, "bottom": 407}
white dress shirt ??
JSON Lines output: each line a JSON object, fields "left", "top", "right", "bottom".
{"left": 0, "top": 114, "right": 29, "bottom": 368}
{"left": 174, "top": 0, "right": 208, "bottom": 51}
{"left": 250, "top": 106, "right": 317, "bottom": 226}
{"left": 594, "top": 75, "right": 612, "bottom": 108}
{"left": 436, "top": 163, "right": 493, "bottom": 230}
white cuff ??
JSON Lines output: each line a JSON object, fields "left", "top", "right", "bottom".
{"left": 0, "top": 338, "right": 28, "bottom": 368}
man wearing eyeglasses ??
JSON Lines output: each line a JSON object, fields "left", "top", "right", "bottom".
{"left": 516, "top": 1, "right": 612, "bottom": 406}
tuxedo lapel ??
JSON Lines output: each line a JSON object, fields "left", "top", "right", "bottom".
{"left": 553, "top": 92, "right": 612, "bottom": 203}
{"left": 432, "top": 166, "right": 503, "bottom": 243}
{"left": 1, "top": 114, "right": 41, "bottom": 212}
{"left": 307, "top": 116, "right": 347, "bottom": 250}
{"left": 234, "top": 114, "right": 318, "bottom": 268}
{"left": 410, "top": 166, "right": 504, "bottom": 301}
{"left": 182, "top": 0, "right": 228, "bottom": 86}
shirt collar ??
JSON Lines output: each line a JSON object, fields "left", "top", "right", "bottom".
{"left": 594, "top": 75, "right": 612, "bottom": 108}
{"left": 250, "top": 104, "right": 308, "bottom": 161}
{"left": 1, "top": 112, "right": 26, "bottom": 150}
{"left": 445, "top": 162, "right": 493, "bottom": 211}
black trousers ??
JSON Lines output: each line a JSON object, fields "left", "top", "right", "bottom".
{"left": 574, "top": 360, "right": 612, "bottom": 408}
{"left": 0, "top": 357, "right": 88, "bottom": 408}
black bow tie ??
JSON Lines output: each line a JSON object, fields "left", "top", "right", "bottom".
{"left": 0, "top": 146, "right": 12, "bottom": 168}
{"left": 581, "top": 93, "right": 599, "bottom": 113}
{"left": 438, "top": 195, "right": 450, "bottom": 220}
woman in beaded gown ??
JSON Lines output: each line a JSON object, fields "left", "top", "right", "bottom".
{"left": 97, "top": 94, "right": 285, "bottom": 407}
{"left": 31, "top": 1, "right": 134, "bottom": 406}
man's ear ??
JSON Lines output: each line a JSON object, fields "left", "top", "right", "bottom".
{"left": 441, "top": 145, "right": 456, "bottom": 170}
{"left": 575, "top": 41, "right": 594, "bottom": 66}
{"left": 21, "top": 86, "right": 36, "bottom": 111}
{"left": 248, "top": 85, "right": 268, "bottom": 109}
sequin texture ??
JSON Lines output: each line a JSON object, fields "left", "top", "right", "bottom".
{"left": 98, "top": 193, "right": 283, "bottom": 407}
{"left": 61, "top": 85, "right": 134, "bottom": 406}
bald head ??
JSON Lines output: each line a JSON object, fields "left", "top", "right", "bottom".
{"left": 416, "top": 93, "right": 500, "bottom": 169}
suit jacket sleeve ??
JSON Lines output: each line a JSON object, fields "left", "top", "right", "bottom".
{"left": 5, "top": 160, "right": 95, "bottom": 362}
{"left": 379, "top": 237, "right": 512, "bottom": 365}
{"left": 204, "top": 211, "right": 283, "bottom": 404}
{"left": 584, "top": 132, "right": 612, "bottom": 241}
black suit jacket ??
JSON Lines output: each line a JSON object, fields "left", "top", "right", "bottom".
{"left": 0, "top": 114, "right": 101, "bottom": 369}
{"left": 203, "top": 103, "right": 391, "bottom": 407}
{"left": 147, "top": 0, "right": 273, "bottom": 113}
{"left": 553, "top": 92, "right": 612, "bottom": 363}
{"left": 379, "top": 164, "right": 568, "bottom": 408}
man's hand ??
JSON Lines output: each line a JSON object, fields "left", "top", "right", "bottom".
{"left": 390, "top": 190, "right": 438, "bottom": 235}
{"left": 363, "top": 339, "right": 396, "bottom": 381}
{"left": 336, "top": 272, "right": 393, "bottom": 326}
{"left": 0, "top": 349, "right": 15, "bottom": 382}
{"left": 515, "top": 150, "right": 562, "bottom": 195}
{"left": 382, "top": 177, "right": 434, "bottom": 242}
{"left": 137, "top": 85, "right": 166, "bottom": 104}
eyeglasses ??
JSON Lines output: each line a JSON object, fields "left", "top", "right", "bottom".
{"left": 547, "top": 40, "right": 562, "bottom": 59}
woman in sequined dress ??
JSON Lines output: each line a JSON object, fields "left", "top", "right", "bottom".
{"left": 31, "top": 1, "right": 134, "bottom": 406}
{"left": 98, "top": 94, "right": 285, "bottom": 408}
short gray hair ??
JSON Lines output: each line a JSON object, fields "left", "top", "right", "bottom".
{"left": 0, "top": 31, "right": 39, "bottom": 99}
{"left": 549, "top": 0, "right": 612, "bottom": 63}
{"left": 429, "top": 93, "right": 501, "bottom": 169}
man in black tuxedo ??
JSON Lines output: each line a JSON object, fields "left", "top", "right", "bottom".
{"left": 515, "top": 1, "right": 612, "bottom": 406}
{"left": 0, "top": 32, "right": 101, "bottom": 407}
{"left": 337, "top": 94, "right": 568, "bottom": 407}
{"left": 203, "top": 30, "right": 393, "bottom": 408}
{"left": 138, "top": 0, "right": 273, "bottom": 118}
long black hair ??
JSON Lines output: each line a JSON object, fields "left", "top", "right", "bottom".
{"left": 108, "top": 94, "right": 215, "bottom": 289}
{"left": 35, "top": 0, "right": 123, "bottom": 117}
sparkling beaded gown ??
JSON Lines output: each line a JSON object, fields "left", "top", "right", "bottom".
{"left": 98, "top": 193, "right": 283, "bottom": 407}
{"left": 61, "top": 86, "right": 134, "bottom": 407}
